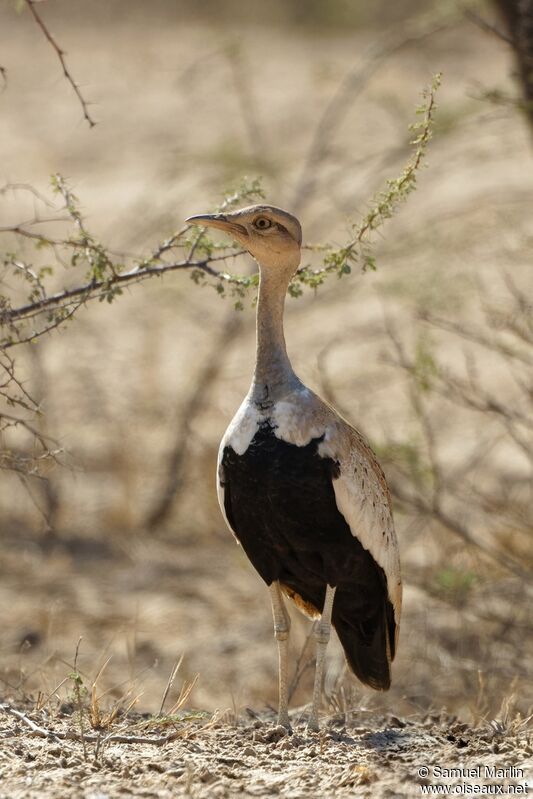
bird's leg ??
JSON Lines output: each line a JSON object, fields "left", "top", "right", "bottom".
{"left": 269, "top": 581, "right": 291, "bottom": 729}
{"left": 308, "top": 584, "right": 336, "bottom": 732}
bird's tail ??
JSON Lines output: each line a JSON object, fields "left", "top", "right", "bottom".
{"left": 332, "top": 601, "right": 393, "bottom": 691}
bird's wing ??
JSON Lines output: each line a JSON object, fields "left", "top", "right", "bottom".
{"left": 318, "top": 420, "right": 402, "bottom": 649}
{"left": 272, "top": 389, "right": 402, "bottom": 649}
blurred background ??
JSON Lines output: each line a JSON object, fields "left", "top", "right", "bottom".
{"left": 0, "top": 0, "right": 531, "bottom": 723}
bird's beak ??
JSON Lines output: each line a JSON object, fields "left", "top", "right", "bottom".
{"left": 185, "top": 213, "right": 248, "bottom": 238}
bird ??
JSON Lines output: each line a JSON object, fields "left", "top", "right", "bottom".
{"left": 185, "top": 204, "right": 402, "bottom": 732}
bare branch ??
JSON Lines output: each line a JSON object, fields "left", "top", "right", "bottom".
{"left": 24, "top": 0, "right": 96, "bottom": 128}
{"left": 0, "top": 182, "right": 57, "bottom": 208}
{"left": 417, "top": 310, "right": 533, "bottom": 366}
{"left": 464, "top": 9, "right": 514, "bottom": 45}
{"left": 291, "top": 15, "right": 451, "bottom": 212}
{"left": 390, "top": 479, "right": 530, "bottom": 581}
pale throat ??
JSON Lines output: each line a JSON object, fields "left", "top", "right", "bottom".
{"left": 250, "top": 264, "right": 299, "bottom": 406}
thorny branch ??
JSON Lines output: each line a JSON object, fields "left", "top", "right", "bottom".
{"left": 0, "top": 176, "right": 265, "bottom": 478}
{"left": 24, "top": 0, "right": 96, "bottom": 127}
{"left": 0, "top": 77, "right": 440, "bottom": 478}
{"left": 1, "top": 254, "right": 236, "bottom": 332}
{"left": 0, "top": 350, "right": 61, "bottom": 477}
{"left": 1, "top": 77, "right": 440, "bottom": 341}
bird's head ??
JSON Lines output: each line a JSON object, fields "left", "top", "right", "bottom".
{"left": 186, "top": 204, "right": 302, "bottom": 275}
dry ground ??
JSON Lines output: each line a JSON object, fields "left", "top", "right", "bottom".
{"left": 0, "top": 705, "right": 531, "bottom": 799}
{"left": 0, "top": 2, "right": 532, "bottom": 796}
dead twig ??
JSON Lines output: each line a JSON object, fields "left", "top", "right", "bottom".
{"left": 0, "top": 703, "right": 61, "bottom": 741}
{"left": 0, "top": 182, "right": 56, "bottom": 208}
{"left": 0, "top": 703, "right": 194, "bottom": 746}
{"left": 464, "top": 9, "right": 514, "bottom": 45}
{"left": 24, "top": 0, "right": 96, "bottom": 127}
{"left": 158, "top": 656, "right": 184, "bottom": 717}
{"left": 417, "top": 310, "right": 533, "bottom": 366}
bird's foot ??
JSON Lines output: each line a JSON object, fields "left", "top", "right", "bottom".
{"left": 307, "top": 717, "right": 320, "bottom": 733}
{"left": 277, "top": 715, "right": 292, "bottom": 734}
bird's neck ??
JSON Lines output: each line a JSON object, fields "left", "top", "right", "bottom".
{"left": 250, "top": 268, "right": 299, "bottom": 406}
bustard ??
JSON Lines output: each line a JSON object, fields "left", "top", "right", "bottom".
{"left": 186, "top": 205, "right": 402, "bottom": 731}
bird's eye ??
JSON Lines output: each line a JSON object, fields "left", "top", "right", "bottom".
{"left": 253, "top": 217, "right": 272, "bottom": 230}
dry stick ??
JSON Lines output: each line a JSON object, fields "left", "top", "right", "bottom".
{"left": 0, "top": 182, "right": 56, "bottom": 208}
{"left": 0, "top": 703, "right": 61, "bottom": 742}
{"left": 158, "top": 656, "right": 184, "bottom": 717}
{"left": 71, "top": 639, "right": 88, "bottom": 761}
{"left": 417, "top": 311, "right": 533, "bottom": 367}
{"left": 464, "top": 9, "right": 514, "bottom": 45}
{"left": 145, "top": 312, "right": 243, "bottom": 529}
{"left": 24, "top": 0, "right": 96, "bottom": 127}
{"left": 0, "top": 411, "right": 58, "bottom": 453}
{"left": 291, "top": 17, "right": 451, "bottom": 213}
{"left": 503, "top": 272, "right": 533, "bottom": 334}
{"left": 0, "top": 703, "right": 190, "bottom": 746}
{"left": 426, "top": 369, "right": 533, "bottom": 431}
{"left": 0, "top": 351, "right": 41, "bottom": 410}
{"left": 315, "top": 336, "right": 365, "bottom": 421}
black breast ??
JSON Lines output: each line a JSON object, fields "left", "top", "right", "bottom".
{"left": 220, "top": 421, "right": 396, "bottom": 689}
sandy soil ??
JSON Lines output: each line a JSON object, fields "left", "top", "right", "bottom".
{"left": 1, "top": 705, "right": 531, "bottom": 799}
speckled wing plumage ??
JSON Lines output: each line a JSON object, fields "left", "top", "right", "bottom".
{"left": 316, "top": 413, "right": 402, "bottom": 648}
